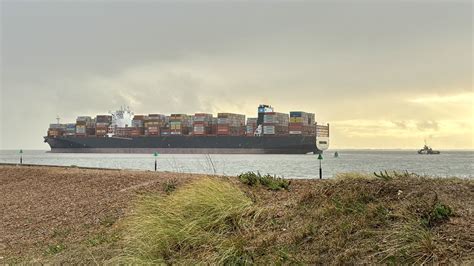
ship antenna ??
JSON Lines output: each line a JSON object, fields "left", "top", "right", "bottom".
{"left": 56, "top": 115, "right": 60, "bottom": 124}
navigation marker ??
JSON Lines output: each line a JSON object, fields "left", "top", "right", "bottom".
{"left": 154, "top": 152, "right": 158, "bottom": 171}
{"left": 317, "top": 153, "right": 323, "bottom": 179}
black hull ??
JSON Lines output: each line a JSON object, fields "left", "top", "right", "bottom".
{"left": 44, "top": 135, "right": 320, "bottom": 154}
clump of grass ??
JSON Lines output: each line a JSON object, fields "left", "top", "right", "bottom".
{"left": 418, "top": 201, "right": 453, "bottom": 228}
{"left": 379, "top": 196, "right": 453, "bottom": 264}
{"left": 45, "top": 243, "right": 66, "bottom": 255}
{"left": 163, "top": 178, "right": 177, "bottom": 194}
{"left": 99, "top": 215, "right": 117, "bottom": 227}
{"left": 238, "top": 171, "right": 290, "bottom": 191}
{"left": 119, "top": 177, "right": 256, "bottom": 264}
{"left": 381, "top": 219, "right": 438, "bottom": 264}
{"left": 428, "top": 202, "right": 452, "bottom": 225}
{"left": 374, "top": 170, "right": 421, "bottom": 180}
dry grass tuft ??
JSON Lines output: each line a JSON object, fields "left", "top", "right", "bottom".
{"left": 117, "top": 177, "right": 258, "bottom": 264}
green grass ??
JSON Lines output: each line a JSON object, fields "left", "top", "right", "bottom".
{"left": 45, "top": 243, "right": 66, "bottom": 255}
{"left": 427, "top": 202, "right": 453, "bottom": 226}
{"left": 238, "top": 171, "right": 290, "bottom": 190}
{"left": 118, "top": 177, "right": 257, "bottom": 264}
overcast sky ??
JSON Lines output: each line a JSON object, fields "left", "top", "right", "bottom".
{"left": 1, "top": 0, "right": 472, "bottom": 149}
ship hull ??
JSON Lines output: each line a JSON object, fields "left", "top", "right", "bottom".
{"left": 45, "top": 135, "right": 320, "bottom": 154}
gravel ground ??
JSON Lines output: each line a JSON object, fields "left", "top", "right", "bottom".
{"left": 0, "top": 165, "right": 202, "bottom": 263}
{"left": 1, "top": 165, "right": 472, "bottom": 264}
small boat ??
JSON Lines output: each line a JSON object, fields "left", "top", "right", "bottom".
{"left": 418, "top": 142, "right": 440, "bottom": 155}
{"left": 334, "top": 151, "right": 339, "bottom": 158}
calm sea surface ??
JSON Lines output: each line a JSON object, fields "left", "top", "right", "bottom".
{"left": 0, "top": 150, "right": 472, "bottom": 179}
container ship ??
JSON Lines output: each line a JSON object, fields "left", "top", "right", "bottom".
{"left": 44, "top": 104, "right": 330, "bottom": 154}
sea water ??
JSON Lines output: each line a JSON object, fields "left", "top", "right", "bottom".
{"left": 0, "top": 150, "right": 472, "bottom": 179}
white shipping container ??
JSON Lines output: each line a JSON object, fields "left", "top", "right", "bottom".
{"left": 264, "top": 113, "right": 289, "bottom": 125}
{"left": 263, "top": 115, "right": 274, "bottom": 123}
{"left": 263, "top": 125, "right": 275, "bottom": 134}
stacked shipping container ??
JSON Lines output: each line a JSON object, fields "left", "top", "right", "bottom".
{"left": 211, "top": 118, "right": 218, "bottom": 135}
{"left": 263, "top": 112, "right": 289, "bottom": 135}
{"left": 217, "top": 113, "right": 245, "bottom": 136}
{"left": 47, "top": 124, "right": 66, "bottom": 137}
{"left": 76, "top": 116, "right": 93, "bottom": 137}
{"left": 144, "top": 114, "right": 166, "bottom": 136}
{"left": 50, "top": 106, "right": 322, "bottom": 138}
{"left": 95, "top": 115, "right": 112, "bottom": 137}
{"left": 193, "top": 113, "right": 213, "bottom": 135}
{"left": 246, "top": 118, "right": 257, "bottom": 136}
{"left": 289, "top": 112, "right": 316, "bottom": 135}
{"left": 131, "top": 115, "right": 146, "bottom": 137}
{"left": 170, "top": 114, "right": 192, "bottom": 135}
{"left": 64, "top": 123, "right": 76, "bottom": 136}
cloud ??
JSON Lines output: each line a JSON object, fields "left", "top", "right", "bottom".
{"left": 391, "top": 121, "right": 408, "bottom": 129}
{"left": 1, "top": 1, "right": 472, "bottom": 149}
{"left": 409, "top": 93, "right": 474, "bottom": 104}
{"left": 416, "top": 120, "right": 439, "bottom": 131}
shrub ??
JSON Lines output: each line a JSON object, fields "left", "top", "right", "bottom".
{"left": 238, "top": 171, "right": 290, "bottom": 191}
{"left": 119, "top": 178, "right": 255, "bottom": 264}
{"left": 422, "top": 202, "right": 453, "bottom": 227}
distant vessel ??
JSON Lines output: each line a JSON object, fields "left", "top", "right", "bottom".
{"left": 418, "top": 141, "right": 440, "bottom": 155}
{"left": 334, "top": 151, "right": 339, "bottom": 158}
